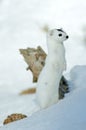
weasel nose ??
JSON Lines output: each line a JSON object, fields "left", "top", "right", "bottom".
{"left": 66, "top": 35, "right": 69, "bottom": 39}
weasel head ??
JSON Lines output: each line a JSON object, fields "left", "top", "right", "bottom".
{"left": 47, "top": 28, "right": 69, "bottom": 42}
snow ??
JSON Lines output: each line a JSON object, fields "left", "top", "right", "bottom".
{"left": 0, "top": 0, "right": 86, "bottom": 129}
{"left": 0, "top": 66, "right": 86, "bottom": 130}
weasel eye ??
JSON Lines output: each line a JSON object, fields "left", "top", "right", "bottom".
{"left": 58, "top": 34, "right": 62, "bottom": 37}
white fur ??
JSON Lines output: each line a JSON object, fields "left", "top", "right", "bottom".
{"left": 36, "top": 29, "right": 68, "bottom": 108}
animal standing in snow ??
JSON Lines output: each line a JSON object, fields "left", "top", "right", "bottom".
{"left": 36, "top": 29, "right": 69, "bottom": 108}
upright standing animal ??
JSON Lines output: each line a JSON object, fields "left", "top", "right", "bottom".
{"left": 36, "top": 29, "right": 69, "bottom": 108}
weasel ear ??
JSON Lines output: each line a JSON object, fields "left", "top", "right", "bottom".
{"left": 60, "top": 28, "right": 63, "bottom": 30}
{"left": 49, "top": 30, "right": 54, "bottom": 36}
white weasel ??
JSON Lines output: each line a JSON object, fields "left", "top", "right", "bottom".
{"left": 36, "top": 29, "right": 69, "bottom": 109}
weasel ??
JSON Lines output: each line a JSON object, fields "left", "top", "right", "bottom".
{"left": 36, "top": 29, "right": 69, "bottom": 108}
{"left": 20, "top": 76, "right": 69, "bottom": 99}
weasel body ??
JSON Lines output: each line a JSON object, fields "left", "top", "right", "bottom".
{"left": 36, "top": 29, "right": 69, "bottom": 108}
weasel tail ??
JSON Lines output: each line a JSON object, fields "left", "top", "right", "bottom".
{"left": 36, "top": 29, "right": 69, "bottom": 108}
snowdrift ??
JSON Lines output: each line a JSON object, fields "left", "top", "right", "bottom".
{"left": 0, "top": 66, "right": 86, "bottom": 130}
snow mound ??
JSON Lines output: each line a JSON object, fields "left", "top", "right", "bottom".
{"left": 0, "top": 65, "right": 86, "bottom": 130}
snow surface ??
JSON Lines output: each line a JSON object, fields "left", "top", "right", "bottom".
{"left": 0, "top": 65, "right": 86, "bottom": 130}
{"left": 0, "top": 0, "right": 86, "bottom": 129}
